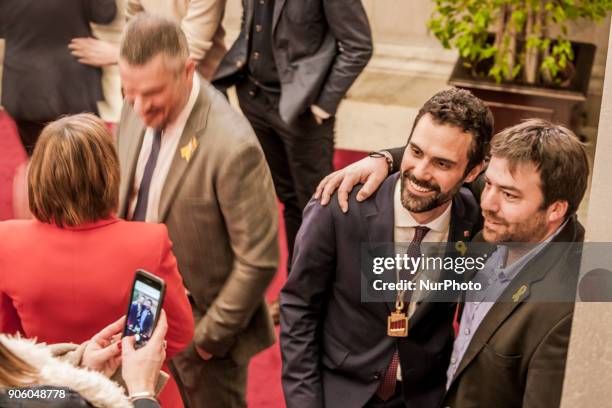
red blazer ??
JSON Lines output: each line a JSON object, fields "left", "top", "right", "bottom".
{"left": 0, "top": 217, "right": 194, "bottom": 407}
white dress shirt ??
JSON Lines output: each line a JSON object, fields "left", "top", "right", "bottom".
{"left": 128, "top": 75, "right": 201, "bottom": 222}
{"left": 393, "top": 178, "right": 452, "bottom": 380}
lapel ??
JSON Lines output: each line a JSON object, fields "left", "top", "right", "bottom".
{"left": 118, "top": 116, "right": 146, "bottom": 218}
{"left": 363, "top": 174, "right": 397, "bottom": 314}
{"left": 244, "top": 0, "right": 256, "bottom": 34}
{"left": 272, "top": 0, "right": 287, "bottom": 35}
{"left": 157, "top": 82, "right": 212, "bottom": 222}
{"left": 448, "top": 217, "right": 581, "bottom": 387}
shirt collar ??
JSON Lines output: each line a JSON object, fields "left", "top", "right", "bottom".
{"left": 156, "top": 74, "right": 200, "bottom": 137}
{"left": 393, "top": 177, "right": 452, "bottom": 232}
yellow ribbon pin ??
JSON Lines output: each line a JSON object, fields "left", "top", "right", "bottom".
{"left": 455, "top": 241, "right": 467, "bottom": 256}
{"left": 180, "top": 137, "right": 199, "bottom": 162}
{"left": 512, "top": 285, "right": 528, "bottom": 302}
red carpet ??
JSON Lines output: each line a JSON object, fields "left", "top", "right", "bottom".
{"left": 0, "top": 111, "right": 366, "bottom": 407}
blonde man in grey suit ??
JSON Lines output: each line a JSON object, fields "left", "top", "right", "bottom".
{"left": 116, "top": 14, "right": 278, "bottom": 407}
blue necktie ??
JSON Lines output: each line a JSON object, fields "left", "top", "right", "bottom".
{"left": 132, "top": 129, "right": 162, "bottom": 221}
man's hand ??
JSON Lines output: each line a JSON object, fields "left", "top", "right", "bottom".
{"left": 68, "top": 38, "right": 119, "bottom": 67}
{"left": 122, "top": 310, "right": 168, "bottom": 396}
{"left": 310, "top": 105, "right": 331, "bottom": 125}
{"left": 82, "top": 316, "right": 124, "bottom": 377}
{"left": 314, "top": 155, "right": 390, "bottom": 213}
{"left": 195, "top": 345, "right": 213, "bottom": 361}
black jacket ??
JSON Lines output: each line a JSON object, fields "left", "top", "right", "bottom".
{"left": 0, "top": 0, "right": 116, "bottom": 121}
{"left": 280, "top": 173, "right": 482, "bottom": 408}
{"left": 443, "top": 217, "right": 584, "bottom": 408}
{"left": 214, "top": 0, "right": 373, "bottom": 123}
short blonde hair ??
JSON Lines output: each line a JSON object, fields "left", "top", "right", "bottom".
{"left": 28, "top": 114, "right": 120, "bottom": 227}
{"left": 120, "top": 13, "right": 189, "bottom": 74}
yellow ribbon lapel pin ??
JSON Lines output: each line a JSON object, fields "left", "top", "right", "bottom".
{"left": 180, "top": 137, "right": 199, "bottom": 162}
{"left": 512, "top": 285, "right": 528, "bottom": 302}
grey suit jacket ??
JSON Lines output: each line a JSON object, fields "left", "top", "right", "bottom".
{"left": 116, "top": 79, "right": 278, "bottom": 363}
{"left": 214, "top": 0, "right": 373, "bottom": 123}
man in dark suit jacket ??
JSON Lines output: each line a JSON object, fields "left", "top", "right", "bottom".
{"left": 214, "top": 0, "right": 373, "bottom": 278}
{"left": 280, "top": 89, "right": 493, "bottom": 408}
{"left": 442, "top": 119, "right": 589, "bottom": 408}
{"left": 128, "top": 296, "right": 146, "bottom": 329}
{"left": 139, "top": 299, "right": 155, "bottom": 337}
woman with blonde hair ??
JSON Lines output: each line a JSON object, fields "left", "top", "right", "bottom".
{"left": 0, "top": 311, "right": 169, "bottom": 407}
{"left": 0, "top": 113, "right": 193, "bottom": 408}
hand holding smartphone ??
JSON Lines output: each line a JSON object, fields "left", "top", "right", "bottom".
{"left": 123, "top": 270, "right": 166, "bottom": 348}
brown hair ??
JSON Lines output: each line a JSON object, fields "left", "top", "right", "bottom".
{"left": 411, "top": 88, "right": 494, "bottom": 173}
{"left": 491, "top": 118, "right": 589, "bottom": 217}
{"left": 0, "top": 340, "right": 39, "bottom": 387}
{"left": 28, "top": 113, "right": 120, "bottom": 227}
{"left": 119, "top": 13, "right": 189, "bottom": 72}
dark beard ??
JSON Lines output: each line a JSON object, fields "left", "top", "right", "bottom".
{"left": 400, "top": 170, "right": 460, "bottom": 213}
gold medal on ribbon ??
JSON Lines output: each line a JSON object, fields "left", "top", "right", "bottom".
{"left": 388, "top": 300, "right": 408, "bottom": 337}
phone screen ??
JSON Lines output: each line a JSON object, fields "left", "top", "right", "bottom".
{"left": 125, "top": 278, "right": 163, "bottom": 346}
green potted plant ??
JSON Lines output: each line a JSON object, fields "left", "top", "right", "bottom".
{"left": 428, "top": 0, "right": 612, "bottom": 132}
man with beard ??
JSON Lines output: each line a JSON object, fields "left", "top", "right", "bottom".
{"left": 314, "top": 118, "right": 589, "bottom": 407}
{"left": 280, "top": 88, "right": 492, "bottom": 408}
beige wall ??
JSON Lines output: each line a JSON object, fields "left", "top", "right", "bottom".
{"left": 561, "top": 20, "right": 612, "bottom": 407}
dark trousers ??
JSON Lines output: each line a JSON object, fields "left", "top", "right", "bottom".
{"left": 365, "top": 382, "right": 407, "bottom": 408}
{"left": 170, "top": 298, "right": 248, "bottom": 408}
{"left": 236, "top": 79, "right": 334, "bottom": 266}
{"left": 15, "top": 119, "right": 47, "bottom": 156}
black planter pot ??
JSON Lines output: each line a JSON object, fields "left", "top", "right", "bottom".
{"left": 448, "top": 41, "right": 596, "bottom": 135}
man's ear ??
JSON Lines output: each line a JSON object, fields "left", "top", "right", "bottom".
{"left": 546, "top": 200, "right": 569, "bottom": 224}
{"left": 185, "top": 57, "right": 196, "bottom": 80}
{"left": 464, "top": 162, "right": 484, "bottom": 183}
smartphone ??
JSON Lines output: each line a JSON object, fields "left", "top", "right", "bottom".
{"left": 123, "top": 269, "right": 166, "bottom": 348}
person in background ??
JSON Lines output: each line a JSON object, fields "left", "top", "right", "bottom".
{"left": 0, "top": 0, "right": 116, "bottom": 155}
{"left": 0, "top": 113, "right": 194, "bottom": 408}
{"left": 0, "top": 311, "right": 170, "bottom": 408}
{"left": 69, "top": 0, "right": 227, "bottom": 81}
{"left": 116, "top": 15, "right": 278, "bottom": 407}
{"left": 213, "top": 0, "right": 373, "bottom": 322}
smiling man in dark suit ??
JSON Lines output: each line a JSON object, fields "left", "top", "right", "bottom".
{"left": 280, "top": 89, "right": 493, "bottom": 408}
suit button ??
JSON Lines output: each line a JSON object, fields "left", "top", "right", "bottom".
{"left": 255, "top": 24, "right": 262, "bottom": 32}
{"left": 248, "top": 90, "right": 256, "bottom": 97}
{"left": 372, "top": 373, "right": 380, "bottom": 380}
{"left": 253, "top": 51, "right": 260, "bottom": 60}
{"left": 235, "top": 59, "right": 244, "bottom": 68}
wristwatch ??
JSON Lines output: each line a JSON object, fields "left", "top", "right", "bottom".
{"left": 368, "top": 151, "right": 394, "bottom": 175}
